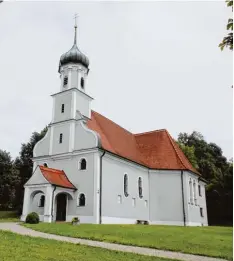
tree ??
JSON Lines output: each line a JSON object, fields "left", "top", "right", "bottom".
{"left": 219, "top": 0, "right": 233, "bottom": 51}
{"left": 0, "top": 150, "right": 19, "bottom": 209}
{"left": 178, "top": 131, "right": 233, "bottom": 225}
{"left": 14, "top": 127, "right": 48, "bottom": 212}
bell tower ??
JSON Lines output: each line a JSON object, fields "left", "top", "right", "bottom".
{"left": 49, "top": 16, "right": 93, "bottom": 155}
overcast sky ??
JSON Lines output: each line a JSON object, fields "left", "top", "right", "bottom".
{"left": 0, "top": 1, "right": 232, "bottom": 159}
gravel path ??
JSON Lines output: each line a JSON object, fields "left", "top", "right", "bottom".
{"left": 0, "top": 223, "right": 227, "bottom": 261}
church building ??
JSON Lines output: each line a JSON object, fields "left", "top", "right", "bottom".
{"left": 21, "top": 22, "right": 208, "bottom": 226}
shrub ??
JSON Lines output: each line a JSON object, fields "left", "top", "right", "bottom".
{"left": 25, "top": 212, "right": 39, "bottom": 224}
{"left": 71, "top": 217, "right": 80, "bottom": 225}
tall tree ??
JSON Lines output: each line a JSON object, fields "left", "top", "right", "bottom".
{"left": 0, "top": 150, "right": 19, "bottom": 209}
{"left": 178, "top": 131, "right": 233, "bottom": 225}
{"left": 219, "top": 0, "right": 233, "bottom": 51}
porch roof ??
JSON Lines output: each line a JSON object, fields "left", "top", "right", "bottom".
{"left": 39, "top": 166, "right": 76, "bottom": 189}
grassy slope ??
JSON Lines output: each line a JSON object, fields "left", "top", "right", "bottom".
{"left": 0, "top": 211, "right": 19, "bottom": 222}
{"left": 24, "top": 223, "right": 233, "bottom": 260}
{"left": 0, "top": 230, "right": 176, "bottom": 261}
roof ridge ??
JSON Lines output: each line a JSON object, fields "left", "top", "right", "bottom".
{"left": 39, "top": 165, "right": 63, "bottom": 174}
{"left": 92, "top": 110, "right": 133, "bottom": 135}
{"left": 134, "top": 129, "right": 167, "bottom": 136}
{"left": 165, "top": 130, "right": 187, "bottom": 169}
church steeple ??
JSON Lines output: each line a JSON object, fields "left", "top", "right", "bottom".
{"left": 58, "top": 16, "right": 89, "bottom": 73}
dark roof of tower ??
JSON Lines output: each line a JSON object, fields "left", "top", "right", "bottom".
{"left": 58, "top": 24, "right": 89, "bottom": 72}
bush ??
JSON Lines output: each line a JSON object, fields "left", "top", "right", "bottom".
{"left": 25, "top": 212, "right": 39, "bottom": 224}
{"left": 71, "top": 217, "right": 80, "bottom": 225}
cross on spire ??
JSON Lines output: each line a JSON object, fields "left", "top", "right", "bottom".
{"left": 73, "top": 13, "right": 78, "bottom": 45}
{"left": 74, "top": 13, "right": 78, "bottom": 28}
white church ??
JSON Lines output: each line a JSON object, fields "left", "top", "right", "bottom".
{"left": 21, "top": 22, "right": 208, "bottom": 226}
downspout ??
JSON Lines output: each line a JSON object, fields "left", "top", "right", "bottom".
{"left": 181, "top": 170, "right": 186, "bottom": 226}
{"left": 51, "top": 186, "right": 57, "bottom": 222}
{"left": 99, "top": 150, "right": 106, "bottom": 224}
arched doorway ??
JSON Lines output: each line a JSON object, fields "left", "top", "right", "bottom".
{"left": 56, "top": 193, "right": 67, "bottom": 221}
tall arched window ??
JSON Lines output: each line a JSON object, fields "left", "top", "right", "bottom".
{"left": 124, "top": 174, "right": 129, "bottom": 197}
{"left": 189, "top": 179, "right": 193, "bottom": 204}
{"left": 79, "top": 193, "right": 86, "bottom": 206}
{"left": 138, "top": 177, "right": 143, "bottom": 198}
{"left": 193, "top": 180, "right": 197, "bottom": 205}
{"left": 80, "top": 159, "right": 87, "bottom": 170}
{"left": 39, "top": 195, "right": 45, "bottom": 207}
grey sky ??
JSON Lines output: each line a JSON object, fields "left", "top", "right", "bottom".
{"left": 0, "top": 1, "right": 232, "bottom": 159}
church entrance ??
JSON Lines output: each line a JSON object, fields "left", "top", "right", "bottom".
{"left": 56, "top": 193, "right": 67, "bottom": 221}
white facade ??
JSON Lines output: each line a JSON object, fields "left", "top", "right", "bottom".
{"left": 21, "top": 28, "right": 208, "bottom": 226}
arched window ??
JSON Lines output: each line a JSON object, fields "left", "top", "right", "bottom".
{"left": 81, "top": 77, "right": 84, "bottom": 89}
{"left": 79, "top": 193, "right": 86, "bottom": 206}
{"left": 138, "top": 177, "right": 143, "bottom": 198}
{"left": 43, "top": 163, "right": 48, "bottom": 167}
{"left": 124, "top": 174, "right": 128, "bottom": 197}
{"left": 189, "top": 178, "right": 193, "bottom": 204}
{"left": 63, "top": 76, "right": 68, "bottom": 86}
{"left": 39, "top": 195, "right": 45, "bottom": 207}
{"left": 80, "top": 159, "right": 87, "bottom": 170}
{"left": 193, "top": 180, "right": 197, "bottom": 205}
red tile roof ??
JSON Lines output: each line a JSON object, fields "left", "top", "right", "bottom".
{"left": 39, "top": 166, "right": 76, "bottom": 189}
{"left": 87, "top": 111, "right": 199, "bottom": 174}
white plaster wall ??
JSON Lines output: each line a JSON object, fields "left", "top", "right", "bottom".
{"left": 74, "top": 121, "right": 98, "bottom": 151}
{"left": 25, "top": 167, "right": 49, "bottom": 186}
{"left": 75, "top": 91, "right": 91, "bottom": 119}
{"left": 33, "top": 128, "right": 51, "bottom": 157}
{"left": 185, "top": 171, "right": 208, "bottom": 226}
{"left": 101, "top": 154, "right": 149, "bottom": 222}
{"left": 51, "top": 123, "right": 70, "bottom": 154}
{"left": 149, "top": 170, "right": 184, "bottom": 223}
{"left": 53, "top": 92, "right": 73, "bottom": 122}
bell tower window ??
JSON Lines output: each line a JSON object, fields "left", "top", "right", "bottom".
{"left": 81, "top": 77, "right": 84, "bottom": 89}
{"left": 59, "top": 133, "right": 63, "bottom": 143}
{"left": 63, "top": 76, "right": 68, "bottom": 86}
{"left": 61, "top": 104, "right": 65, "bottom": 113}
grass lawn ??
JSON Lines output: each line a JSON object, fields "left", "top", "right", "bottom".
{"left": 0, "top": 211, "right": 19, "bottom": 222}
{"left": 24, "top": 223, "right": 233, "bottom": 260}
{"left": 0, "top": 230, "right": 177, "bottom": 261}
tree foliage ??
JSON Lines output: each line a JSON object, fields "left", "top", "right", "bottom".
{"left": 178, "top": 131, "right": 233, "bottom": 225}
{"left": 219, "top": 0, "right": 233, "bottom": 51}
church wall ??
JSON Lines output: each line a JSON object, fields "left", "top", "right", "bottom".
{"left": 31, "top": 192, "right": 45, "bottom": 216}
{"left": 102, "top": 154, "right": 149, "bottom": 223}
{"left": 33, "top": 128, "right": 51, "bottom": 157}
{"left": 75, "top": 91, "right": 91, "bottom": 119}
{"left": 52, "top": 123, "right": 70, "bottom": 154}
{"left": 74, "top": 121, "right": 98, "bottom": 150}
{"left": 53, "top": 92, "right": 73, "bottom": 122}
{"left": 149, "top": 170, "right": 184, "bottom": 225}
{"left": 184, "top": 171, "right": 208, "bottom": 226}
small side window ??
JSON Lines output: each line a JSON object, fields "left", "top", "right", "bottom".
{"left": 198, "top": 185, "right": 202, "bottom": 196}
{"left": 38, "top": 195, "right": 45, "bottom": 207}
{"left": 80, "top": 159, "right": 87, "bottom": 170}
{"left": 200, "top": 207, "right": 204, "bottom": 217}
{"left": 81, "top": 77, "right": 84, "bottom": 89}
{"left": 63, "top": 76, "right": 68, "bottom": 86}
{"left": 78, "top": 193, "right": 86, "bottom": 207}
{"left": 61, "top": 104, "right": 65, "bottom": 113}
{"left": 59, "top": 133, "right": 63, "bottom": 144}
{"left": 43, "top": 163, "right": 48, "bottom": 167}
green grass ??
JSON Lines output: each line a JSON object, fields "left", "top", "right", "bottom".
{"left": 24, "top": 223, "right": 233, "bottom": 260}
{"left": 0, "top": 230, "right": 177, "bottom": 261}
{"left": 0, "top": 210, "right": 19, "bottom": 222}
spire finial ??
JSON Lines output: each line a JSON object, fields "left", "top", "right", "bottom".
{"left": 74, "top": 13, "right": 78, "bottom": 45}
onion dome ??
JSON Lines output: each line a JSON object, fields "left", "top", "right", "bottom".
{"left": 58, "top": 24, "right": 89, "bottom": 72}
